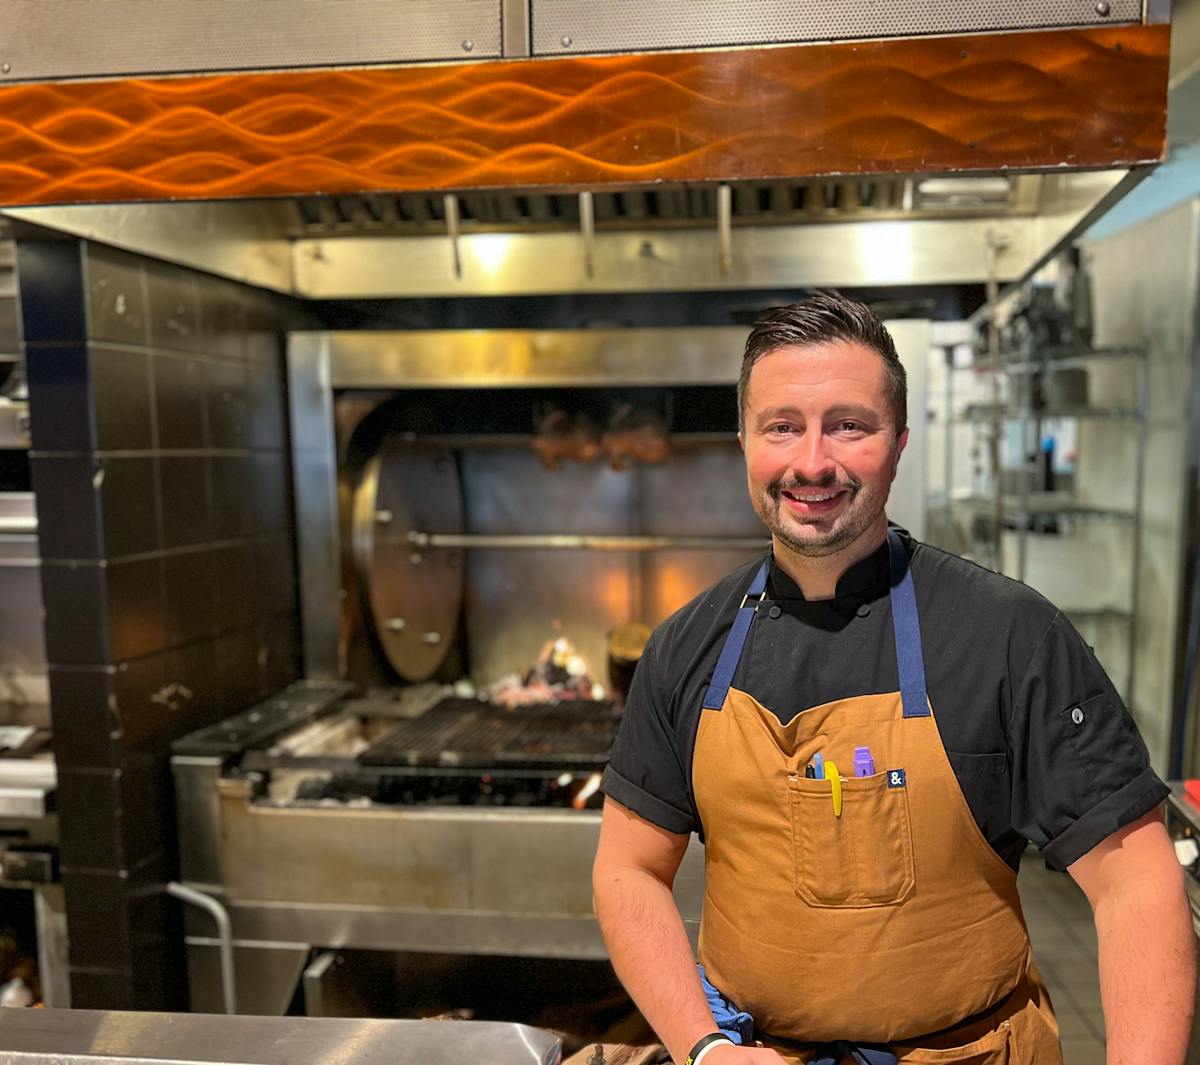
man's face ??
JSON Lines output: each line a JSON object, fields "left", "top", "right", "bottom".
{"left": 740, "top": 341, "right": 908, "bottom": 558}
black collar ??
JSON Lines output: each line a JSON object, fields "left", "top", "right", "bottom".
{"left": 766, "top": 527, "right": 908, "bottom": 604}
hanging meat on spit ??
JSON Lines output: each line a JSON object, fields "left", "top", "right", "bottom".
{"left": 532, "top": 405, "right": 602, "bottom": 470}
{"left": 601, "top": 403, "right": 670, "bottom": 471}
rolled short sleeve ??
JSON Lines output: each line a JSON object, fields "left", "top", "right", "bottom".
{"left": 1008, "top": 612, "right": 1168, "bottom": 870}
{"left": 602, "top": 637, "right": 697, "bottom": 835}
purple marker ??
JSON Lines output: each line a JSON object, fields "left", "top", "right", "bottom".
{"left": 854, "top": 746, "right": 875, "bottom": 777}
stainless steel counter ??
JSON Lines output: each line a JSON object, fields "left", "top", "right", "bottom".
{"left": 0, "top": 1007, "right": 561, "bottom": 1065}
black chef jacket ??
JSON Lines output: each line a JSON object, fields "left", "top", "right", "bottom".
{"left": 603, "top": 528, "right": 1168, "bottom": 871}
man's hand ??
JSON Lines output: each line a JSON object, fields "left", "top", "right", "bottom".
{"left": 1067, "top": 809, "right": 1196, "bottom": 1065}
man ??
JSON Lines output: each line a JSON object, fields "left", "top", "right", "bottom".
{"left": 592, "top": 295, "right": 1194, "bottom": 1065}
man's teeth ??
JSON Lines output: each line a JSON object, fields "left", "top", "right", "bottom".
{"left": 786, "top": 490, "right": 841, "bottom": 502}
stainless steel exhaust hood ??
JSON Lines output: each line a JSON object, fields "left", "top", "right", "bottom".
{"left": 0, "top": 169, "right": 1133, "bottom": 298}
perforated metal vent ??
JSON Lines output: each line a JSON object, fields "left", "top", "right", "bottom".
{"left": 290, "top": 175, "right": 1035, "bottom": 236}
{"left": 531, "top": 0, "right": 1140, "bottom": 55}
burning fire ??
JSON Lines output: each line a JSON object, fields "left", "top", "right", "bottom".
{"left": 572, "top": 772, "right": 603, "bottom": 810}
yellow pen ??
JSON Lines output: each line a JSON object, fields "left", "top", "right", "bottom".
{"left": 825, "top": 759, "right": 843, "bottom": 817}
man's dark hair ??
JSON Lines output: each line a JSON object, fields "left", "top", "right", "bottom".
{"left": 737, "top": 294, "right": 907, "bottom": 434}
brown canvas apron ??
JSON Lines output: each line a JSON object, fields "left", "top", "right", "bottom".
{"left": 691, "top": 531, "right": 1063, "bottom": 1064}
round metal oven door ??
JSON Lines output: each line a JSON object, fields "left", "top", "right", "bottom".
{"left": 353, "top": 439, "right": 464, "bottom": 681}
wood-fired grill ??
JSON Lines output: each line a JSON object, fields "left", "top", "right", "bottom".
{"left": 358, "top": 698, "right": 618, "bottom": 770}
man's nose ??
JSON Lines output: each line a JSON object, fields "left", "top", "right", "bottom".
{"left": 789, "top": 431, "right": 836, "bottom": 482}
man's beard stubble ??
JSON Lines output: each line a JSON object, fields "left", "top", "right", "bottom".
{"left": 755, "top": 471, "right": 885, "bottom": 559}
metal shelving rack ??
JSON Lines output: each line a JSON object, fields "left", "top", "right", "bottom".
{"left": 940, "top": 343, "right": 1148, "bottom": 703}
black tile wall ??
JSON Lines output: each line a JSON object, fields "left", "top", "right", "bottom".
{"left": 39, "top": 562, "right": 109, "bottom": 665}
{"left": 145, "top": 261, "right": 200, "bottom": 354}
{"left": 209, "top": 455, "right": 254, "bottom": 538}
{"left": 206, "top": 356, "right": 249, "bottom": 449}
{"left": 47, "top": 667, "right": 120, "bottom": 770}
{"left": 250, "top": 451, "right": 290, "bottom": 536}
{"left": 109, "top": 651, "right": 170, "bottom": 755}
{"left": 24, "top": 344, "right": 95, "bottom": 452}
{"left": 30, "top": 455, "right": 103, "bottom": 559}
{"left": 97, "top": 457, "right": 160, "bottom": 558}
{"left": 85, "top": 245, "right": 149, "bottom": 347}
{"left": 18, "top": 241, "right": 86, "bottom": 344}
{"left": 199, "top": 279, "right": 246, "bottom": 360}
{"left": 158, "top": 456, "right": 210, "bottom": 549}
{"left": 163, "top": 549, "right": 216, "bottom": 645}
{"left": 17, "top": 235, "right": 303, "bottom": 1010}
{"left": 32, "top": 454, "right": 159, "bottom": 561}
{"left": 90, "top": 344, "right": 154, "bottom": 451}
{"left": 154, "top": 354, "right": 206, "bottom": 449}
{"left": 248, "top": 349, "right": 287, "bottom": 449}
{"left": 62, "top": 870, "right": 131, "bottom": 968}
{"left": 211, "top": 543, "right": 255, "bottom": 631}
{"left": 106, "top": 557, "right": 166, "bottom": 662}
{"left": 57, "top": 767, "right": 125, "bottom": 872}
{"left": 255, "top": 533, "right": 299, "bottom": 617}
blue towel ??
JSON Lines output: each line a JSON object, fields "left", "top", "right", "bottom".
{"left": 697, "top": 965, "right": 754, "bottom": 1045}
{"left": 696, "top": 968, "right": 897, "bottom": 1065}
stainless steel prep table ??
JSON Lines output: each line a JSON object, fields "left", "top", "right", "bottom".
{"left": 0, "top": 1007, "right": 561, "bottom": 1065}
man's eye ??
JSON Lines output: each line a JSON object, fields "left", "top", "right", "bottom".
{"left": 768, "top": 424, "right": 794, "bottom": 435}
{"left": 835, "top": 421, "right": 862, "bottom": 433}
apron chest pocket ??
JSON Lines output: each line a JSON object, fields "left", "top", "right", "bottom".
{"left": 788, "top": 772, "right": 916, "bottom": 908}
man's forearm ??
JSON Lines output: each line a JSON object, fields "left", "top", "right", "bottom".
{"left": 593, "top": 862, "right": 718, "bottom": 1064}
{"left": 1093, "top": 864, "right": 1195, "bottom": 1064}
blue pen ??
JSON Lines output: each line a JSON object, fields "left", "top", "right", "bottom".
{"left": 812, "top": 752, "right": 825, "bottom": 780}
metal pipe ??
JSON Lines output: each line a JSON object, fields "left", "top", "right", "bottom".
{"left": 444, "top": 194, "right": 462, "bottom": 280}
{"left": 402, "top": 532, "right": 767, "bottom": 551}
{"left": 1130, "top": 349, "right": 1149, "bottom": 712}
{"left": 167, "top": 882, "right": 236, "bottom": 1014}
{"left": 985, "top": 230, "right": 1005, "bottom": 572}
{"left": 0, "top": 516, "right": 37, "bottom": 534}
{"left": 579, "top": 191, "right": 595, "bottom": 279}
{"left": 717, "top": 184, "right": 732, "bottom": 275}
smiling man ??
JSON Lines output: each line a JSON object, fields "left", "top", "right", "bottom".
{"left": 592, "top": 295, "right": 1193, "bottom": 1065}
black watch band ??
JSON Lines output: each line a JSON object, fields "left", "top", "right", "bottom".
{"left": 683, "top": 1032, "right": 733, "bottom": 1065}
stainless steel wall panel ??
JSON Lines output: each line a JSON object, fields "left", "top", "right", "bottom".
{"left": 461, "top": 450, "right": 636, "bottom": 686}
{"left": 323, "top": 326, "right": 745, "bottom": 389}
{"left": 295, "top": 220, "right": 1039, "bottom": 299}
{"left": 531, "top": 0, "right": 1139, "bottom": 55}
{"left": 636, "top": 445, "right": 766, "bottom": 623}
{"left": 0, "top": 1, "right": 501, "bottom": 81}
{"left": 5, "top": 204, "right": 295, "bottom": 295}
{"left": 287, "top": 338, "right": 341, "bottom": 681}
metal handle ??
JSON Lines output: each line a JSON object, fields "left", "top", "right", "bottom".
{"left": 403, "top": 532, "right": 768, "bottom": 551}
{"left": 167, "top": 882, "right": 236, "bottom": 1014}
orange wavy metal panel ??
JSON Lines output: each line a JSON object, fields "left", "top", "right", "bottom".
{"left": 0, "top": 25, "right": 1168, "bottom": 206}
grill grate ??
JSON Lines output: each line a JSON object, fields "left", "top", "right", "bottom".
{"left": 359, "top": 697, "right": 620, "bottom": 770}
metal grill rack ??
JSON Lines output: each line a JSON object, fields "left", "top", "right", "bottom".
{"left": 358, "top": 698, "right": 619, "bottom": 770}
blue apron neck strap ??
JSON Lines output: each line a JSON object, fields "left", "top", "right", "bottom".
{"left": 702, "top": 536, "right": 928, "bottom": 717}
{"left": 887, "top": 529, "right": 930, "bottom": 718}
{"left": 702, "top": 559, "right": 769, "bottom": 710}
